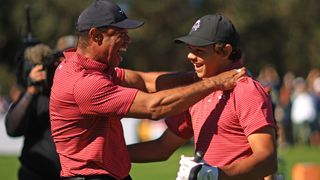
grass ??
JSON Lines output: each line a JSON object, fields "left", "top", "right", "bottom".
{"left": 130, "top": 145, "right": 194, "bottom": 180}
{"left": 0, "top": 145, "right": 319, "bottom": 180}
{"left": 0, "top": 155, "right": 20, "bottom": 179}
{"left": 278, "top": 145, "right": 320, "bottom": 180}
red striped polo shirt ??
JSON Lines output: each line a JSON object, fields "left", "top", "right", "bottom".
{"left": 49, "top": 49, "right": 138, "bottom": 179}
{"left": 166, "top": 63, "right": 276, "bottom": 167}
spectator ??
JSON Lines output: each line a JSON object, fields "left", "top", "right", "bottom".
{"left": 291, "top": 77, "right": 317, "bottom": 145}
{"left": 5, "top": 44, "right": 62, "bottom": 180}
{"left": 276, "top": 72, "right": 295, "bottom": 147}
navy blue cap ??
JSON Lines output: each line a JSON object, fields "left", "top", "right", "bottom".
{"left": 76, "top": 0, "right": 144, "bottom": 31}
{"left": 175, "top": 14, "right": 239, "bottom": 47}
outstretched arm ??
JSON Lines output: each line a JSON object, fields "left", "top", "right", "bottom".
{"left": 126, "top": 68, "right": 245, "bottom": 120}
{"left": 122, "top": 69, "right": 198, "bottom": 93}
{"left": 128, "top": 128, "right": 189, "bottom": 163}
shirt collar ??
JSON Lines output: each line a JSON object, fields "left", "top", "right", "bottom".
{"left": 63, "top": 48, "right": 109, "bottom": 72}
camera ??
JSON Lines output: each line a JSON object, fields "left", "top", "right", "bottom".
{"left": 18, "top": 44, "right": 63, "bottom": 90}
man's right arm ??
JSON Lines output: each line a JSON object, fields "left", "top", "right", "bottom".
{"left": 128, "top": 128, "right": 189, "bottom": 163}
{"left": 5, "top": 65, "right": 43, "bottom": 136}
{"left": 5, "top": 91, "right": 32, "bottom": 136}
{"left": 126, "top": 68, "right": 245, "bottom": 120}
{"left": 122, "top": 69, "right": 198, "bottom": 93}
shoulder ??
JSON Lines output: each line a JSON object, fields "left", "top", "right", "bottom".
{"left": 76, "top": 72, "right": 114, "bottom": 91}
{"left": 234, "top": 76, "right": 269, "bottom": 97}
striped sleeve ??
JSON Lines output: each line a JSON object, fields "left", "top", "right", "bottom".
{"left": 165, "top": 111, "right": 193, "bottom": 139}
{"left": 234, "top": 78, "right": 276, "bottom": 136}
{"left": 74, "top": 73, "right": 138, "bottom": 117}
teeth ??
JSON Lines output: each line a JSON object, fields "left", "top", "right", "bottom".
{"left": 119, "top": 48, "right": 127, "bottom": 52}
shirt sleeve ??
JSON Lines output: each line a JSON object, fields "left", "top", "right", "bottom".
{"left": 165, "top": 111, "right": 193, "bottom": 139}
{"left": 113, "top": 67, "right": 125, "bottom": 84}
{"left": 234, "top": 78, "right": 276, "bottom": 137}
{"left": 74, "top": 72, "right": 138, "bottom": 117}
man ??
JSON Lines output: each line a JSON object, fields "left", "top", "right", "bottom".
{"left": 128, "top": 14, "right": 277, "bottom": 180}
{"left": 5, "top": 44, "right": 61, "bottom": 180}
{"left": 49, "top": 1, "right": 245, "bottom": 180}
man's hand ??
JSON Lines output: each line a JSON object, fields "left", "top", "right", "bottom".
{"left": 176, "top": 155, "right": 219, "bottom": 180}
{"left": 176, "top": 155, "right": 202, "bottom": 180}
{"left": 213, "top": 67, "right": 246, "bottom": 91}
{"left": 27, "top": 65, "right": 46, "bottom": 94}
{"left": 197, "top": 164, "right": 219, "bottom": 180}
{"left": 29, "top": 64, "right": 46, "bottom": 83}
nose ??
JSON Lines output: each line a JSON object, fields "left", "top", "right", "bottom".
{"left": 187, "top": 52, "right": 197, "bottom": 63}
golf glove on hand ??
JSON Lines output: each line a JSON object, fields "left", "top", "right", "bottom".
{"left": 176, "top": 155, "right": 219, "bottom": 180}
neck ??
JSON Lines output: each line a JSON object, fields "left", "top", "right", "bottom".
{"left": 76, "top": 46, "right": 106, "bottom": 63}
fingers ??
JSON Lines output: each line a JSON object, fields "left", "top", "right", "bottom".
{"left": 29, "top": 65, "right": 46, "bottom": 82}
{"left": 234, "top": 67, "right": 246, "bottom": 82}
{"left": 235, "top": 67, "right": 246, "bottom": 77}
{"left": 177, "top": 155, "right": 198, "bottom": 180}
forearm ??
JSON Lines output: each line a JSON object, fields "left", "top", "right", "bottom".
{"left": 218, "top": 151, "right": 278, "bottom": 180}
{"left": 123, "top": 69, "right": 197, "bottom": 93}
{"left": 127, "top": 68, "right": 244, "bottom": 119}
{"left": 145, "top": 71, "right": 198, "bottom": 92}
{"left": 5, "top": 91, "right": 33, "bottom": 136}
{"left": 129, "top": 78, "right": 213, "bottom": 119}
{"left": 128, "top": 140, "right": 172, "bottom": 162}
{"left": 128, "top": 129, "right": 188, "bottom": 163}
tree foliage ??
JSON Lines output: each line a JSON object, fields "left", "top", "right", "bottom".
{"left": 1, "top": 0, "right": 320, "bottom": 94}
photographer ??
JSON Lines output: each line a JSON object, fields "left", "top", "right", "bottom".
{"left": 5, "top": 43, "right": 62, "bottom": 180}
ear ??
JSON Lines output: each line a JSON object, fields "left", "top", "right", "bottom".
{"left": 88, "top": 28, "right": 103, "bottom": 43}
{"left": 223, "top": 44, "right": 233, "bottom": 57}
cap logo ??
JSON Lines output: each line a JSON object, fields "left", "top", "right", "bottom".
{"left": 191, "top": 20, "right": 201, "bottom": 32}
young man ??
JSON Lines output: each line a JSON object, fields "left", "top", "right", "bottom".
{"left": 49, "top": 1, "right": 245, "bottom": 180}
{"left": 128, "top": 14, "right": 277, "bottom": 180}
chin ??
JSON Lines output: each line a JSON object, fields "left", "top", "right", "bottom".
{"left": 196, "top": 72, "right": 204, "bottom": 79}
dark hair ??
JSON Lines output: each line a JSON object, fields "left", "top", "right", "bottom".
{"left": 76, "top": 27, "right": 108, "bottom": 49}
{"left": 213, "top": 43, "right": 242, "bottom": 61}
{"left": 76, "top": 30, "right": 89, "bottom": 49}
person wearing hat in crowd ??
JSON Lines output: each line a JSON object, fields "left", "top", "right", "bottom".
{"left": 49, "top": 1, "right": 246, "bottom": 180}
{"left": 5, "top": 43, "right": 62, "bottom": 180}
{"left": 128, "top": 14, "right": 277, "bottom": 180}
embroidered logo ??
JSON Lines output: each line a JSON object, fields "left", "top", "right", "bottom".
{"left": 192, "top": 20, "right": 201, "bottom": 32}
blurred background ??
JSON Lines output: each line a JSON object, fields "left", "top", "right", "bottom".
{"left": 1, "top": 0, "right": 320, "bottom": 180}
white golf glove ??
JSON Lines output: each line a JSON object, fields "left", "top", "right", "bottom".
{"left": 176, "top": 155, "right": 219, "bottom": 180}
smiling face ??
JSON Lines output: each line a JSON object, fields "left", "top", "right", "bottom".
{"left": 91, "top": 27, "right": 130, "bottom": 67}
{"left": 187, "top": 44, "right": 231, "bottom": 79}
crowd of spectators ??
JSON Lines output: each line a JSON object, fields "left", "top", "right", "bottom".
{"left": 258, "top": 66, "right": 320, "bottom": 147}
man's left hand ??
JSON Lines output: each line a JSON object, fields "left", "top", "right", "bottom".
{"left": 176, "top": 155, "right": 219, "bottom": 180}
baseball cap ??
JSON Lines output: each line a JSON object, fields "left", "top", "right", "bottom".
{"left": 76, "top": 0, "right": 144, "bottom": 31}
{"left": 174, "top": 14, "right": 239, "bottom": 47}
